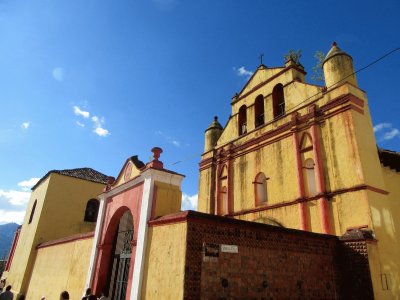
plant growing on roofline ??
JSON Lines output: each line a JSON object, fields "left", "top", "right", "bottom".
{"left": 311, "top": 50, "right": 325, "bottom": 82}
{"left": 284, "top": 49, "right": 302, "bottom": 64}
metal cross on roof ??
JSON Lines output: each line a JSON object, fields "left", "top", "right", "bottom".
{"left": 258, "top": 53, "right": 264, "bottom": 65}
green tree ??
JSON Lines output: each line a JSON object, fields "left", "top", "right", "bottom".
{"left": 311, "top": 51, "right": 325, "bottom": 82}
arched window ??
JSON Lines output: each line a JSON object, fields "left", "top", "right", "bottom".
{"left": 84, "top": 199, "right": 100, "bottom": 222}
{"left": 254, "top": 173, "right": 268, "bottom": 205}
{"left": 272, "top": 84, "right": 285, "bottom": 118}
{"left": 238, "top": 105, "right": 247, "bottom": 135}
{"left": 28, "top": 200, "right": 37, "bottom": 224}
{"left": 254, "top": 95, "right": 265, "bottom": 127}
{"left": 303, "top": 158, "right": 317, "bottom": 197}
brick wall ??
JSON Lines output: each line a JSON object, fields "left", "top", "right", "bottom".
{"left": 180, "top": 212, "right": 373, "bottom": 299}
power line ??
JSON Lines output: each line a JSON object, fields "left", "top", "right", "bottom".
{"left": 285, "top": 47, "right": 400, "bottom": 115}
{"left": 168, "top": 47, "right": 400, "bottom": 167}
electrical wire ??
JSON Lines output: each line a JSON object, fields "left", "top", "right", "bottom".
{"left": 285, "top": 47, "right": 400, "bottom": 115}
{"left": 167, "top": 47, "right": 400, "bottom": 166}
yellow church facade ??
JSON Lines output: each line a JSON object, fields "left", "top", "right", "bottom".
{"left": 2, "top": 42, "right": 399, "bottom": 299}
{"left": 199, "top": 42, "right": 400, "bottom": 299}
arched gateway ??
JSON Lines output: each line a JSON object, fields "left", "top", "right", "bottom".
{"left": 84, "top": 148, "right": 184, "bottom": 300}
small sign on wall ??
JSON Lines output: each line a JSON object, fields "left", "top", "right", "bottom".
{"left": 221, "top": 244, "right": 238, "bottom": 253}
{"left": 203, "top": 243, "right": 220, "bottom": 257}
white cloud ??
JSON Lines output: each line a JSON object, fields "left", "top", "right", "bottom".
{"left": 374, "top": 123, "right": 400, "bottom": 141}
{"left": 73, "top": 106, "right": 90, "bottom": 118}
{"left": 52, "top": 67, "right": 65, "bottom": 81}
{"left": 172, "top": 140, "right": 180, "bottom": 147}
{"left": 21, "top": 122, "right": 30, "bottom": 129}
{"left": 234, "top": 66, "right": 253, "bottom": 77}
{"left": 17, "top": 178, "right": 40, "bottom": 191}
{"left": 383, "top": 128, "right": 400, "bottom": 140}
{"left": 155, "top": 131, "right": 182, "bottom": 147}
{"left": 373, "top": 123, "right": 391, "bottom": 132}
{"left": 92, "top": 116, "right": 110, "bottom": 137}
{"left": 0, "top": 210, "right": 25, "bottom": 225}
{"left": 0, "top": 189, "right": 31, "bottom": 206}
{"left": 93, "top": 127, "right": 110, "bottom": 137}
{"left": 72, "top": 106, "right": 110, "bottom": 137}
{"left": 181, "top": 193, "right": 198, "bottom": 211}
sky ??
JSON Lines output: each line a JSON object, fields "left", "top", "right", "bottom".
{"left": 0, "top": 0, "right": 399, "bottom": 224}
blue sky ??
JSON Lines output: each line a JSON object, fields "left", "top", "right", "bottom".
{"left": 0, "top": 0, "right": 399, "bottom": 224}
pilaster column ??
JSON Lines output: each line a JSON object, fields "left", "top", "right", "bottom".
{"left": 292, "top": 129, "right": 308, "bottom": 231}
{"left": 310, "top": 122, "right": 331, "bottom": 234}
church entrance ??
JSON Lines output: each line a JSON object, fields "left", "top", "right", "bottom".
{"left": 105, "top": 211, "right": 135, "bottom": 300}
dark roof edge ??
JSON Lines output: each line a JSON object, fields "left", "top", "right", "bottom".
{"left": 31, "top": 168, "right": 109, "bottom": 191}
{"left": 378, "top": 148, "right": 400, "bottom": 172}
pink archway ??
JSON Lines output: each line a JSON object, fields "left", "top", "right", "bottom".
{"left": 92, "top": 182, "right": 144, "bottom": 298}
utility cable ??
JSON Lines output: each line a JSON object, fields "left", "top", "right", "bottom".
{"left": 167, "top": 47, "right": 400, "bottom": 166}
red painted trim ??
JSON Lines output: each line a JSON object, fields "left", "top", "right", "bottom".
{"left": 299, "top": 132, "right": 313, "bottom": 151}
{"left": 293, "top": 132, "right": 308, "bottom": 231}
{"left": 215, "top": 163, "right": 222, "bottom": 215}
{"left": 227, "top": 183, "right": 385, "bottom": 218}
{"left": 148, "top": 215, "right": 189, "bottom": 227}
{"left": 37, "top": 232, "right": 94, "bottom": 249}
{"left": 311, "top": 123, "right": 331, "bottom": 234}
{"left": 227, "top": 161, "right": 233, "bottom": 214}
{"left": 366, "top": 185, "right": 389, "bottom": 195}
{"left": 200, "top": 93, "right": 364, "bottom": 171}
{"left": 150, "top": 185, "right": 158, "bottom": 219}
{"left": 350, "top": 96, "right": 364, "bottom": 107}
{"left": 5, "top": 227, "right": 21, "bottom": 271}
{"left": 351, "top": 105, "right": 364, "bottom": 115}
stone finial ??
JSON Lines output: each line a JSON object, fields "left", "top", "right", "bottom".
{"left": 107, "top": 176, "right": 116, "bottom": 184}
{"left": 147, "top": 147, "right": 164, "bottom": 169}
{"left": 332, "top": 41, "right": 337, "bottom": 47}
{"left": 151, "top": 147, "right": 163, "bottom": 161}
{"left": 104, "top": 176, "right": 116, "bottom": 191}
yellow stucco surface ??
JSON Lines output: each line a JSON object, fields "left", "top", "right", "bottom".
{"left": 142, "top": 223, "right": 187, "bottom": 299}
{"left": 25, "top": 236, "right": 94, "bottom": 300}
{"left": 113, "top": 159, "right": 142, "bottom": 188}
{"left": 4, "top": 173, "right": 105, "bottom": 295}
{"left": 368, "top": 169, "right": 400, "bottom": 299}
{"left": 153, "top": 181, "right": 182, "bottom": 218}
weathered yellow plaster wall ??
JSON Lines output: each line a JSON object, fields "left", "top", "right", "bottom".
{"left": 198, "top": 167, "right": 213, "bottom": 213}
{"left": 153, "top": 181, "right": 182, "bottom": 218}
{"left": 25, "top": 237, "right": 94, "bottom": 300}
{"left": 4, "top": 176, "right": 50, "bottom": 294}
{"left": 4, "top": 173, "right": 105, "bottom": 295}
{"left": 369, "top": 168, "right": 400, "bottom": 299}
{"left": 198, "top": 50, "right": 400, "bottom": 298}
{"left": 141, "top": 223, "right": 187, "bottom": 299}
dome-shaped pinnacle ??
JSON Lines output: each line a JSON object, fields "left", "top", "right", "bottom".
{"left": 206, "top": 116, "right": 223, "bottom": 131}
{"left": 323, "top": 41, "right": 352, "bottom": 65}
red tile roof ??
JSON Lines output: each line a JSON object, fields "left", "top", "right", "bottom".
{"left": 32, "top": 168, "right": 109, "bottom": 190}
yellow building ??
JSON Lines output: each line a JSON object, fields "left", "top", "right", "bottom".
{"left": 2, "top": 168, "right": 109, "bottom": 298}
{"left": 3, "top": 43, "right": 399, "bottom": 299}
{"left": 198, "top": 42, "right": 400, "bottom": 299}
